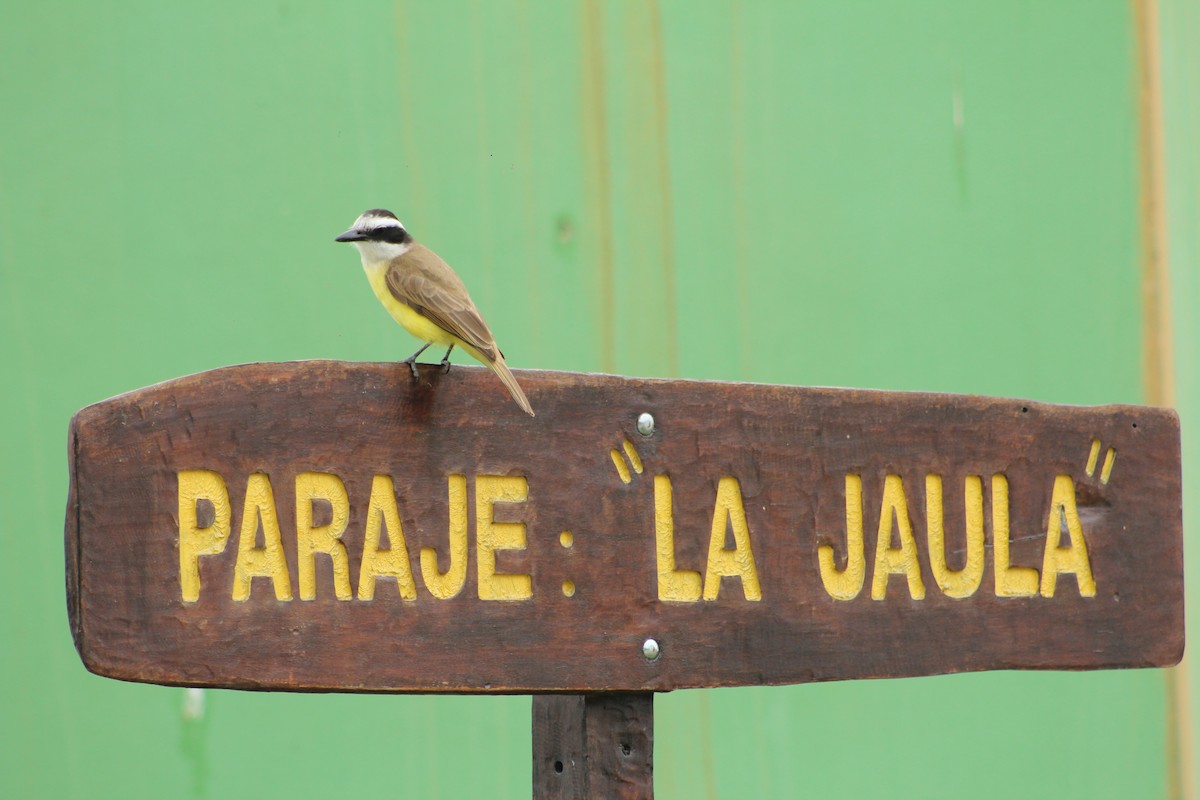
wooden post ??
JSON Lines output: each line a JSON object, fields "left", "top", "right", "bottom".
{"left": 532, "top": 693, "right": 654, "bottom": 799}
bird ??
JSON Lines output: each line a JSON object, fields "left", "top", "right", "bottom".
{"left": 335, "top": 209, "right": 534, "bottom": 416}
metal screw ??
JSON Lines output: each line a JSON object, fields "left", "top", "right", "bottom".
{"left": 636, "top": 413, "right": 655, "bottom": 437}
{"left": 642, "top": 638, "right": 660, "bottom": 661}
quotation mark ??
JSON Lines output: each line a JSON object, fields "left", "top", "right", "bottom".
{"left": 610, "top": 439, "right": 644, "bottom": 484}
{"left": 1085, "top": 439, "right": 1116, "bottom": 485}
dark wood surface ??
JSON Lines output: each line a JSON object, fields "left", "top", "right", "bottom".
{"left": 66, "top": 360, "right": 1184, "bottom": 692}
{"left": 532, "top": 693, "right": 654, "bottom": 799}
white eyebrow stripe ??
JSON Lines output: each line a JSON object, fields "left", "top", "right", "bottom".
{"left": 355, "top": 213, "right": 405, "bottom": 230}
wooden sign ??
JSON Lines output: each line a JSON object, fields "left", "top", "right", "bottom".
{"left": 65, "top": 361, "right": 1183, "bottom": 693}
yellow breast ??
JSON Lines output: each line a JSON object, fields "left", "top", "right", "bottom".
{"left": 363, "top": 261, "right": 456, "bottom": 346}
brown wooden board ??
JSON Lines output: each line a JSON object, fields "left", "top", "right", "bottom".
{"left": 65, "top": 361, "right": 1184, "bottom": 692}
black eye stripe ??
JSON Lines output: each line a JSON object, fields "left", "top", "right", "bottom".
{"left": 367, "top": 226, "right": 412, "bottom": 244}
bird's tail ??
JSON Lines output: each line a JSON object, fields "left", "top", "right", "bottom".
{"left": 488, "top": 355, "right": 535, "bottom": 416}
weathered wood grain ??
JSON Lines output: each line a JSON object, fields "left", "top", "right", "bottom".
{"left": 533, "top": 693, "right": 654, "bottom": 800}
{"left": 65, "top": 360, "right": 1184, "bottom": 692}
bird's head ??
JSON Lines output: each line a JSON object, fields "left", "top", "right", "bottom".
{"left": 335, "top": 209, "right": 413, "bottom": 262}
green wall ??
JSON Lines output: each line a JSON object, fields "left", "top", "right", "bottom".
{"left": 0, "top": 1, "right": 1185, "bottom": 797}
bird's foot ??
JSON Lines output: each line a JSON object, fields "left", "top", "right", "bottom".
{"left": 439, "top": 345, "right": 454, "bottom": 374}
{"left": 402, "top": 343, "right": 433, "bottom": 380}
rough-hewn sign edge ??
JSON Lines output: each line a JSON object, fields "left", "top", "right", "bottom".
{"left": 64, "top": 361, "right": 1185, "bottom": 693}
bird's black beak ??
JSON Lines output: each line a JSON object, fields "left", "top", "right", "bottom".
{"left": 335, "top": 230, "right": 366, "bottom": 242}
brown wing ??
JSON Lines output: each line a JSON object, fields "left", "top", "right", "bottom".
{"left": 384, "top": 244, "right": 497, "bottom": 361}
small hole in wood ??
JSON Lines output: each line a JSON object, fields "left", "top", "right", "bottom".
{"left": 619, "top": 742, "right": 632, "bottom": 757}
{"left": 554, "top": 760, "right": 564, "bottom": 774}
{"left": 1132, "top": 422, "right": 1138, "bottom": 428}
{"left": 1021, "top": 407, "right": 1028, "bottom": 414}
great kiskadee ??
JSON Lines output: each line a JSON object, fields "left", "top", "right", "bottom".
{"left": 335, "top": 209, "right": 534, "bottom": 416}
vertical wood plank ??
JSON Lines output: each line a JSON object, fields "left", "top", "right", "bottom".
{"left": 533, "top": 696, "right": 588, "bottom": 798}
{"left": 533, "top": 693, "right": 654, "bottom": 799}
{"left": 584, "top": 694, "right": 654, "bottom": 798}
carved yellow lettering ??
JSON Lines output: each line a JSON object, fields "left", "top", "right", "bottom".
{"left": 232, "top": 473, "right": 293, "bottom": 601}
{"left": 358, "top": 475, "right": 417, "bottom": 601}
{"left": 178, "top": 469, "right": 231, "bottom": 603}
{"left": 702, "top": 477, "right": 761, "bottom": 601}
{"left": 476, "top": 475, "right": 532, "bottom": 601}
{"left": 420, "top": 474, "right": 469, "bottom": 599}
{"left": 295, "top": 471, "right": 352, "bottom": 601}
{"left": 871, "top": 474, "right": 926, "bottom": 600}
{"left": 818, "top": 473, "right": 866, "bottom": 601}
{"left": 1040, "top": 474, "right": 1097, "bottom": 597}
{"left": 653, "top": 474, "right": 702, "bottom": 602}
{"left": 925, "top": 474, "right": 984, "bottom": 599}
{"left": 991, "top": 473, "right": 1039, "bottom": 597}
